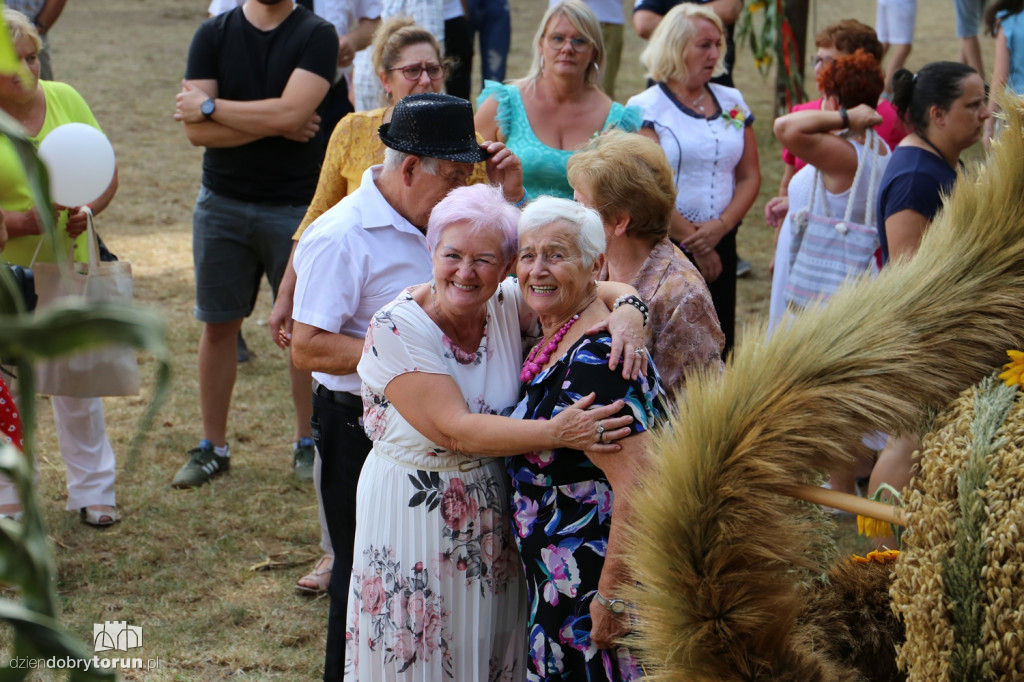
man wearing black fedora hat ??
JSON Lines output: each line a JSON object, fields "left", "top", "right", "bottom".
{"left": 289, "top": 92, "right": 524, "bottom": 681}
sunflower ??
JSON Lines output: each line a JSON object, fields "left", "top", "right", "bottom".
{"left": 857, "top": 514, "right": 893, "bottom": 539}
{"left": 998, "top": 349, "right": 1024, "bottom": 388}
{"left": 850, "top": 549, "right": 900, "bottom": 565}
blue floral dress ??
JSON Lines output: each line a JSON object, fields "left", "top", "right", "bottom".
{"left": 506, "top": 333, "right": 666, "bottom": 681}
{"left": 347, "top": 280, "right": 527, "bottom": 681}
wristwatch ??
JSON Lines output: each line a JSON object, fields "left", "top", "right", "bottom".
{"left": 595, "top": 591, "right": 628, "bottom": 614}
{"left": 200, "top": 97, "right": 216, "bottom": 119}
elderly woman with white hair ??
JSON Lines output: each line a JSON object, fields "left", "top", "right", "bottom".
{"left": 507, "top": 196, "right": 667, "bottom": 681}
{"left": 627, "top": 3, "right": 760, "bottom": 357}
{"left": 345, "top": 185, "right": 649, "bottom": 680}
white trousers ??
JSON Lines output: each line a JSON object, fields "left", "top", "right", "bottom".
{"left": 313, "top": 447, "right": 333, "bottom": 556}
{"left": 0, "top": 395, "right": 117, "bottom": 510}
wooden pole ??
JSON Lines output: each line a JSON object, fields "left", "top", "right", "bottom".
{"left": 781, "top": 484, "right": 908, "bottom": 527}
{"left": 776, "top": 0, "right": 810, "bottom": 116}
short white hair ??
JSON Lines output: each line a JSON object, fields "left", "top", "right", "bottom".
{"left": 383, "top": 148, "right": 440, "bottom": 175}
{"left": 518, "top": 196, "right": 606, "bottom": 268}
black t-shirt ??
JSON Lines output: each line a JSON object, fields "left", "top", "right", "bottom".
{"left": 185, "top": 6, "right": 338, "bottom": 204}
{"left": 633, "top": 0, "right": 737, "bottom": 87}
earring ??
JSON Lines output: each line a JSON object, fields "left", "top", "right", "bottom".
{"left": 540, "top": 56, "right": 545, "bottom": 74}
{"left": 430, "top": 281, "right": 436, "bottom": 297}
{"left": 591, "top": 62, "right": 599, "bottom": 73}
{"left": 498, "top": 287, "right": 504, "bottom": 304}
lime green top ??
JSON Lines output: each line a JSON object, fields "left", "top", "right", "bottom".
{"left": 1, "top": 79, "right": 103, "bottom": 266}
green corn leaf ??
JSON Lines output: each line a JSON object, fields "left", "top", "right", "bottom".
{"left": 0, "top": 601, "right": 115, "bottom": 681}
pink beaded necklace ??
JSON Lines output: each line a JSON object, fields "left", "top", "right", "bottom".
{"left": 520, "top": 314, "right": 579, "bottom": 383}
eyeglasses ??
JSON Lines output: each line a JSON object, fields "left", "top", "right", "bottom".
{"left": 389, "top": 62, "right": 446, "bottom": 81}
{"left": 811, "top": 55, "right": 834, "bottom": 69}
{"left": 545, "top": 34, "right": 590, "bottom": 52}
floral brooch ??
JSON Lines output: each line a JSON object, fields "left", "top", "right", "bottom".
{"left": 721, "top": 106, "right": 747, "bottom": 130}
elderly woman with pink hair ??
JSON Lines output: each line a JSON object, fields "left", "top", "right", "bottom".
{"left": 344, "top": 183, "right": 647, "bottom": 680}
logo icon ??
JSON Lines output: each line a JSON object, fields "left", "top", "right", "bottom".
{"left": 93, "top": 621, "right": 142, "bottom": 652}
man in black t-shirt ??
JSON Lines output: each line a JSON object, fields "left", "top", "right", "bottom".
{"left": 632, "top": 0, "right": 741, "bottom": 88}
{"left": 172, "top": 0, "right": 338, "bottom": 489}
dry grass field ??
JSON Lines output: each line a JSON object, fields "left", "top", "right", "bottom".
{"left": 3, "top": 0, "right": 989, "bottom": 678}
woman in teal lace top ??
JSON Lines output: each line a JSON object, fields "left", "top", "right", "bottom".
{"left": 474, "top": 0, "right": 641, "bottom": 199}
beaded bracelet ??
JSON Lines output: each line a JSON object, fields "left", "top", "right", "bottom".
{"left": 613, "top": 294, "right": 649, "bottom": 327}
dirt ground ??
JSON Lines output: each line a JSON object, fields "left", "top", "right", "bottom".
{"left": 3, "top": 0, "right": 985, "bottom": 678}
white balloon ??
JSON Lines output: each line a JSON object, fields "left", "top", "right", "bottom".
{"left": 37, "top": 122, "right": 116, "bottom": 207}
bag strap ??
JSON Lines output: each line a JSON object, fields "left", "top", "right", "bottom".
{"left": 27, "top": 206, "right": 100, "bottom": 269}
{"left": 841, "top": 128, "right": 881, "bottom": 228}
{"left": 804, "top": 128, "right": 881, "bottom": 227}
{"left": 83, "top": 206, "right": 101, "bottom": 270}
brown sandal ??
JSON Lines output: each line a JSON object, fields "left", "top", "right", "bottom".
{"left": 295, "top": 555, "right": 332, "bottom": 596}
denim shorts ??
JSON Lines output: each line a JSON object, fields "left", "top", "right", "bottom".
{"left": 192, "top": 185, "right": 306, "bottom": 323}
{"left": 953, "top": 0, "right": 985, "bottom": 38}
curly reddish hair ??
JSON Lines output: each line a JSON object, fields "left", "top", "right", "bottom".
{"left": 816, "top": 50, "right": 884, "bottom": 109}
{"left": 815, "top": 19, "right": 883, "bottom": 61}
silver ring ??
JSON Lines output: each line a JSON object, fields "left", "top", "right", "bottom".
{"left": 634, "top": 347, "right": 646, "bottom": 356}
{"left": 596, "top": 422, "right": 605, "bottom": 443}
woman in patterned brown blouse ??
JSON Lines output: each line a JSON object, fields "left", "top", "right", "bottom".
{"left": 568, "top": 129, "right": 724, "bottom": 398}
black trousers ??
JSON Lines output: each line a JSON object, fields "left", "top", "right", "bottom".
{"left": 311, "top": 386, "right": 372, "bottom": 682}
{"left": 444, "top": 15, "right": 474, "bottom": 101}
{"left": 682, "top": 227, "right": 737, "bottom": 359}
{"left": 707, "top": 227, "right": 737, "bottom": 358}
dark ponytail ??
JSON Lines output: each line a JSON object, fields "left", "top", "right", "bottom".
{"left": 892, "top": 61, "right": 977, "bottom": 134}
{"left": 985, "top": 0, "right": 1024, "bottom": 36}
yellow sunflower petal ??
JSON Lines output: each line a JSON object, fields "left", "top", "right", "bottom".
{"left": 998, "top": 350, "right": 1024, "bottom": 387}
{"left": 999, "top": 365, "right": 1024, "bottom": 387}
{"left": 856, "top": 515, "right": 891, "bottom": 538}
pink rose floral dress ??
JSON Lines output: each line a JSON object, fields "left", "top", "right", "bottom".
{"left": 347, "top": 279, "right": 526, "bottom": 681}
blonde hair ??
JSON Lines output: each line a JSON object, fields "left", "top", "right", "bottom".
{"left": 567, "top": 130, "right": 677, "bottom": 245}
{"left": 640, "top": 3, "right": 725, "bottom": 84}
{"left": 370, "top": 16, "right": 445, "bottom": 103}
{"left": 3, "top": 8, "right": 41, "bottom": 53}
{"left": 523, "top": 0, "right": 605, "bottom": 89}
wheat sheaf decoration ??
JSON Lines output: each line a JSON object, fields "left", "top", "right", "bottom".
{"left": 623, "top": 99, "right": 1024, "bottom": 681}
{"left": 891, "top": 375, "right": 1024, "bottom": 682}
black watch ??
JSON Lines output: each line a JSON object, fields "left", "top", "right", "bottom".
{"left": 200, "top": 97, "right": 216, "bottom": 119}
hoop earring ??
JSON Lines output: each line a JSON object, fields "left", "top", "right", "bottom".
{"left": 591, "top": 62, "right": 599, "bottom": 73}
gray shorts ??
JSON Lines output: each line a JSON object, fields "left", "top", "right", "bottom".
{"left": 192, "top": 184, "right": 306, "bottom": 324}
{"left": 953, "top": 0, "right": 985, "bottom": 38}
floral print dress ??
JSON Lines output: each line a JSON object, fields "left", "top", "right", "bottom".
{"left": 348, "top": 279, "right": 527, "bottom": 681}
{"left": 506, "top": 333, "right": 666, "bottom": 682}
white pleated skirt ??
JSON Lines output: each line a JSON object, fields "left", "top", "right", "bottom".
{"left": 344, "top": 447, "right": 526, "bottom": 681}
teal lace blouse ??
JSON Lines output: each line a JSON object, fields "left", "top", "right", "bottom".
{"left": 478, "top": 80, "right": 643, "bottom": 199}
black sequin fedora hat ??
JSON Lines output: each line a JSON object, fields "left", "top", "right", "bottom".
{"left": 378, "top": 93, "right": 489, "bottom": 164}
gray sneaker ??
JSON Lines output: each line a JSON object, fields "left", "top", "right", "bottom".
{"left": 293, "top": 438, "right": 315, "bottom": 482}
{"left": 172, "top": 440, "right": 230, "bottom": 488}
